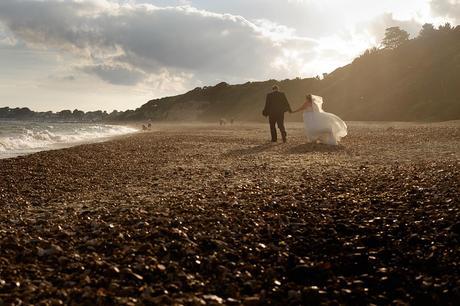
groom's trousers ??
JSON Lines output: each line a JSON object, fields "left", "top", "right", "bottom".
{"left": 269, "top": 114, "right": 286, "bottom": 142}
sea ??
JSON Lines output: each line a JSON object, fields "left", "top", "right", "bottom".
{"left": 0, "top": 120, "right": 138, "bottom": 159}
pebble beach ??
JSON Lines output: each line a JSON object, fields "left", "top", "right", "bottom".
{"left": 0, "top": 122, "right": 459, "bottom": 305}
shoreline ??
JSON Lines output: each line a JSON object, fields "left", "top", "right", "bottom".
{"left": 0, "top": 121, "right": 140, "bottom": 160}
{"left": 0, "top": 132, "right": 139, "bottom": 160}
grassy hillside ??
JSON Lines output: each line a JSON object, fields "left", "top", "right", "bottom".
{"left": 116, "top": 24, "right": 460, "bottom": 122}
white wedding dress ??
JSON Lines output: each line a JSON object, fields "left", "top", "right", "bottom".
{"left": 303, "top": 95, "right": 347, "bottom": 145}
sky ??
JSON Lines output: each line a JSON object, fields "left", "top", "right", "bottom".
{"left": 0, "top": 0, "right": 459, "bottom": 112}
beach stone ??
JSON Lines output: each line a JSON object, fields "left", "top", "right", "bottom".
{"left": 203, "top": 294, "right": 224, "bottom": 304}
{"left": 243, "top": 296, "right": 260, "bottom": 306}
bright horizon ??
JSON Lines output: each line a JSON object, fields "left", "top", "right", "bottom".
{"left": 0, "top": 0, "right": 459, "bottom": 112}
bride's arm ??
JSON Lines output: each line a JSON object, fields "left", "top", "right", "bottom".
{"left": 292, "top": 102, "right": 308, "bottom": 113}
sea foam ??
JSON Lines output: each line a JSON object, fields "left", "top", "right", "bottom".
{"left": 0, "top": 123, "right": 138, "bottom": 157}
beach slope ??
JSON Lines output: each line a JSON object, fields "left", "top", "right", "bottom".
{"left": 0, "top": 122, "right": 459, "bottom": 305}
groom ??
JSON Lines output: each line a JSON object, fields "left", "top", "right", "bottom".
{"left": 263, "top": 85, "right": 292, "bottom": 143}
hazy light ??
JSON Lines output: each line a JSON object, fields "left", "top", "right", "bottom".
{"left": 0, "top": 0, "right": 457, "bottom": 111}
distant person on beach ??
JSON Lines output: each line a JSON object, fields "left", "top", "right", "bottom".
{"left": 263, "top": 85, "right": 292, "bottom": 143}
{"left": 292, "top": 94, "right": 347, "bottom": 145}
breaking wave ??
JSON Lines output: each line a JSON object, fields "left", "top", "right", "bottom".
{"left": 0, "top": 124, "right": 137, "bottom": 156}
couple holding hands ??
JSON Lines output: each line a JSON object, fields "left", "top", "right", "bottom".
{"left": 263, "top": 85, "right": 347, "bottom": 145}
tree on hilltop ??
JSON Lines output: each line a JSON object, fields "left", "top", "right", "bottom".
{"left": 419, "top": 23, "right": 436, "bottom": 38}
{"left": 382, "top": 27, "right": 410, "bottom": 49}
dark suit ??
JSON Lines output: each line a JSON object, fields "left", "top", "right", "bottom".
{"left": 263, "top": 91, "right": 291, "bottom": 142}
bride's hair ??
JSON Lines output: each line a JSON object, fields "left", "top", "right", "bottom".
{"left": 306, "top": 94, "right": 313, "bottom": 102}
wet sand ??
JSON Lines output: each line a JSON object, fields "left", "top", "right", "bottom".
{"left": 0, "top": 122, "right": 459, "bottom": 305}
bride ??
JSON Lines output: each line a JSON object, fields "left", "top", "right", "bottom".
{"left": 292, "top": 94, "right": 347, "bottom": 145}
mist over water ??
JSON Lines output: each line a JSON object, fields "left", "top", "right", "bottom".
{"left": 0, "top": 121, "right": 138, "bottom": 159}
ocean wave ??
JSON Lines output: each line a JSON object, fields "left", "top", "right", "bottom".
{"left": 0, "top": 124, "right": 138, "bottom": 154}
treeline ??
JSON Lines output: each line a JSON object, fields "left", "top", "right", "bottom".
{"left": 322, "top": 22, "right": 460, "bottom": 121}
{"left": 0, "top": 107, "right": 121, "bottom": 122}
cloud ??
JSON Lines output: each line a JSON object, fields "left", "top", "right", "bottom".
{"left": 430, "top": 0, "right": 460, "bottom": 22}
{"left": 367, "top": 13, "right": 423, "bottom": 41}
{"left": 49, "top": 75, "right": 76, "bottom": 82}
{"left": 1, "top": 0, "right": 447, "bottom": 95}
{"left": 0, "top": 0, "right": 319, "bottom": 86}
{"left": 0, "top": 23, "right": 17, "bottom": 47}
{"left": 81, "top": 64, "right": 147, "bottom": 86}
